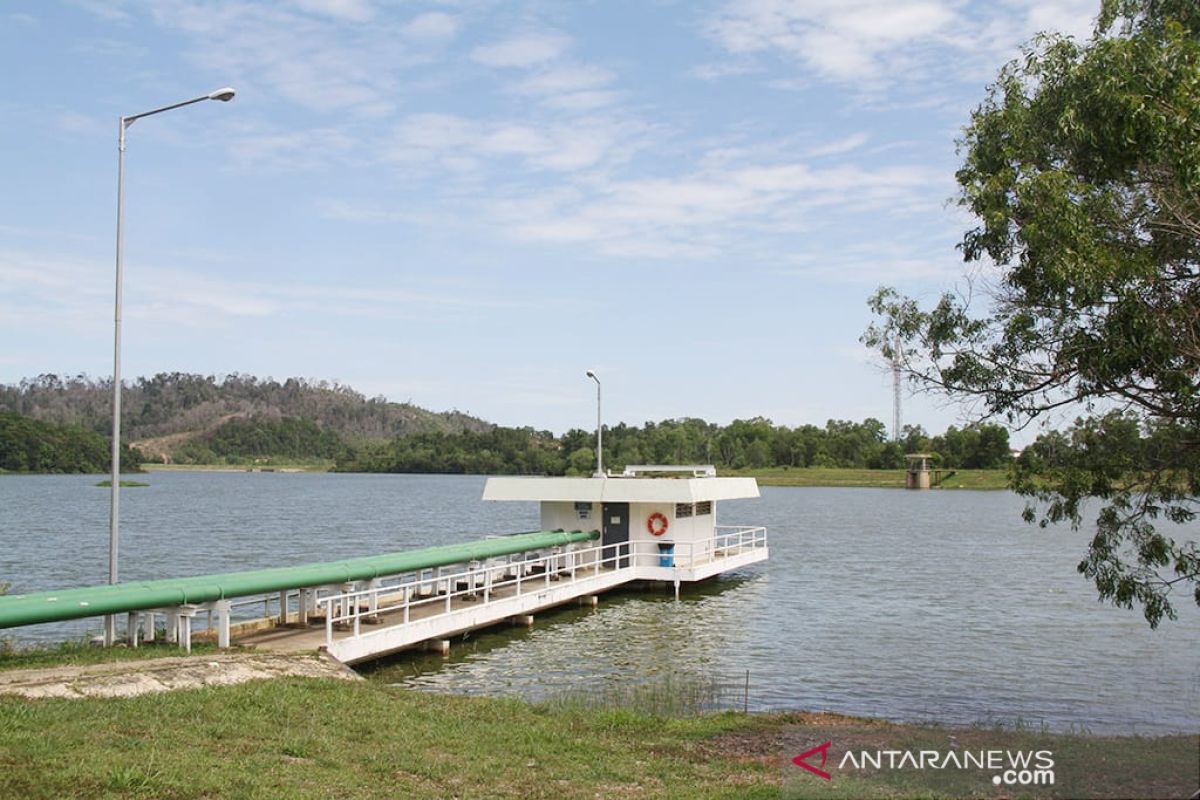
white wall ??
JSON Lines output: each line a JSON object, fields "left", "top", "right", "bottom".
{"left": 538, "top": 499, "right": 718, "bottom": 567}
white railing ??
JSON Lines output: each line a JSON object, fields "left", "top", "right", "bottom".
{"left": 318, "top": 527, "right": 769, "bottom": 648}
{"left": 318, "top": 539, "right": 628, "bottom": 646}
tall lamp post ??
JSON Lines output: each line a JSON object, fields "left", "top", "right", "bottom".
{"left": 106, "top": 88, "right": 236, "bottom": 646}
{"left": 585, "top": 370, "right": 603, "bottom": 477}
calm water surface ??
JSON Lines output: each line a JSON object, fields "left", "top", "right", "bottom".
{"left": 1, "top": 472, "right": 1196, "bottom": 734}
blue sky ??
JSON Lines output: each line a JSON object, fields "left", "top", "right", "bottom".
{"left": 0, "top": 0, "right": 1098, "bottom": 440}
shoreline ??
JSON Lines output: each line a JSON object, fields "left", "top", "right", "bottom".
{"left": 4, "top": 465, "right": 1013, "bottom": 490}
{"left": 0, "top": 650, "right": 1193, "bottom": 798}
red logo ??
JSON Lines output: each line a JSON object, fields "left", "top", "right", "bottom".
{"left": 792, "top": 741, "right": 833, "bottom": 781}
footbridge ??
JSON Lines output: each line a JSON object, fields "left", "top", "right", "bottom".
{"left": 0, "top": 527, "right": 767, "bottom": 665}
{"left": 0, "top": 468, "right": 768, "bottom": 665}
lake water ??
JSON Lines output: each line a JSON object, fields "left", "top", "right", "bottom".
{"left": 1, "top": 472, "right": 1197, "bottom": 734}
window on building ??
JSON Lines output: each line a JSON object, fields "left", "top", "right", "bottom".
{"left": 675, "top": 503, "right": 693, "bottom": 518}
{"left": 694, "top": 501, "right": 712, "bottom": 516}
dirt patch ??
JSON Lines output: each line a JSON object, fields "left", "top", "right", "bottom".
{"left": 0, "top": 651, "right": 358, "bottom": 699}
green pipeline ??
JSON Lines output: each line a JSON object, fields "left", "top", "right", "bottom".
{"left": 0, "top": 529, "right": 599, "bottom": 630}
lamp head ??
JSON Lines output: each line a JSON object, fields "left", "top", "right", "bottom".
{"left": 586, "top": 370, "right": 597, "bottom": 380}
{"left": 208, "top": 87, "right": 237, "bottom": 102}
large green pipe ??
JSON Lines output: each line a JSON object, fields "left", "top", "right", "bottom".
{"left": 0, "top": 529, "right": 599, "bottom": 630}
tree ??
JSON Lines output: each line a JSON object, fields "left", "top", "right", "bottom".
{"left": 864, "top": 0, "right": 1199, "bottom": 626}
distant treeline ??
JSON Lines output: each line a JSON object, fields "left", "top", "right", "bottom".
{"left": 0, "top": 373, "right": 491, "bottom": 445}
{"left": 0, "top": 379, "right": 1021, "bottom": 473}
{"left": 339, "top": 418, "right": 1015, "bottom": 475}
{"left": 0, "top": 412, "right": 143, "bottom": 474}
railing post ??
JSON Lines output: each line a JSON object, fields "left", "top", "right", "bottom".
{"left": 403, "top": 589, "right": 410, "bottom": 624}
{"left": 353, "top": 593, "right": 361, "bottom": 637}
{"left": 325, "top": 600, "right": 333, "bottom": 648}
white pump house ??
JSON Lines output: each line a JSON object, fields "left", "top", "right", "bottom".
{"left": 483, "top": 465, "right": 768, "bottom": 586}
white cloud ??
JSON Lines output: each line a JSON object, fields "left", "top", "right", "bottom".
{"left": 491, "top": 156, "right": 943, "bottom": 260}
{"left": 705, "top": 0, "right": 958, "bottom": 84}
{"left": 223, "top": 123, "right": 358, "bottom": 170}
{"left": 702, "top": 0, "right": 1096, "bottom": 88}
{"left": 383, "top": 112, "right": 648, "bottom": 174}
{"left": 806, "top": 132, "right": 871, "bottom": 158}
{"left": 0, "top": 247, "right": 521, "bottom": 337}
{"left": 689, "top": 61, "right": 759, "bottom": 81}
{"left": 144, "top": 1, "right": 421, "bottom": 117}
{"left": 401, "top": 11, "right": 459, "bottom": 39}
{"left": 512, "top": 64, "right": 615, "bottom": 96}
{"left": 291, "top": 0, "right": 374, "bottom": 23}
{"left": 53, "top": 110, "right": 105, "bottom": 137}
{"left": 68, "top": 0, "right": 133, "bottom": 22}
{"left": 471, "top": 32, "right": 571, "bottom": 68}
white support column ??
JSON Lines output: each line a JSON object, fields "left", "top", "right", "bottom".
{"left": 341, "top": 583, "right": 355, "bottom": 627}
{"left": 142, "top": 611, "right": 155, "bottom": 643}
{"left": 279, "top": 590, "right": 289, "bottom": 625}
{"left": 367, "top": 579, "right": 381, "bottom": 617}
{"left": 164, "top": 610, "right": 179, "bottom": 644}
{"left": 177, "top": 607, "right": 196, "bottom": 653}
{"left": 126, "top": 612, "right": 139, "bottom": 647}
{"left": 299, "top": 588, "right": 311, "bottom": 626}
{"left": 325, "top": 601, "right": 333, "bottom": 648}
{"left": 215, "top": 599, "right": 233, "bottom": 648}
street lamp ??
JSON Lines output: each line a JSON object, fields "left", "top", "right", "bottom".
{"left": 106, "top": 87, "right": 236, "bottom": 646}
{"left": 585, "top": 370, "right": 603, "bottom": 477}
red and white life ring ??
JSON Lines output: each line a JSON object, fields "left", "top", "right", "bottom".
{"left": 647, "top": 512, "right": 669, "bottom": 537}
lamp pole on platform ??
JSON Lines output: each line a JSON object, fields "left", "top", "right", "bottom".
{"left": 585, "top": 370, "right": 603, "bottom": 477}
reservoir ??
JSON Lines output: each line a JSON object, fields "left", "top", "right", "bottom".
{"left": 1, "top": 471, "right": 1196, "bottom": 734}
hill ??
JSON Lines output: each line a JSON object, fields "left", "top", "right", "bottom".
{"left": 0, "top": 373, "right": 491, "bottom": 464}
{"left": 0, "top": 412, "right": 144, "bottom": 474}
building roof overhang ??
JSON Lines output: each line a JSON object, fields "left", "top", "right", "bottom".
{"left": 482, "top": 476, "right": 760, "bottom": 503}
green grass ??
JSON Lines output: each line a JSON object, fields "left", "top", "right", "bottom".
{"left": 0, "top": 676, "right": 1192, "bottom": 799}
{"left": 0, "top": 639, "right": 221, "bottom": 672}
{"left": 732, "top": 467, "right": 1011, "bottom": 490}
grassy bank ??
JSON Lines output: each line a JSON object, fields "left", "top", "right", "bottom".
{"left": 0, "top": 670, "right": 1194, "bottom": 799}
{"left": 732, "top": 467, "right": 1011, "bottom": 490}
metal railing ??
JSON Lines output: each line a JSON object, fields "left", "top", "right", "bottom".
{"left": 318, "top": 527, "right": 768, "bottom": 648}
{"left": 318, "top": 539, "right": 628, "bottom": 646}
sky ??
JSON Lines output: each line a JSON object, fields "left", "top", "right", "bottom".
{"left": 0, "top": 0, "right": 1100, "bottom": 441}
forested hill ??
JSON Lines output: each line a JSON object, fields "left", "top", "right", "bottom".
{"left": 0, "top": 373, "right": 1017, "bottom": 474}
{"left": 0, "top": 373, "right": 491, "bottom": 459}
